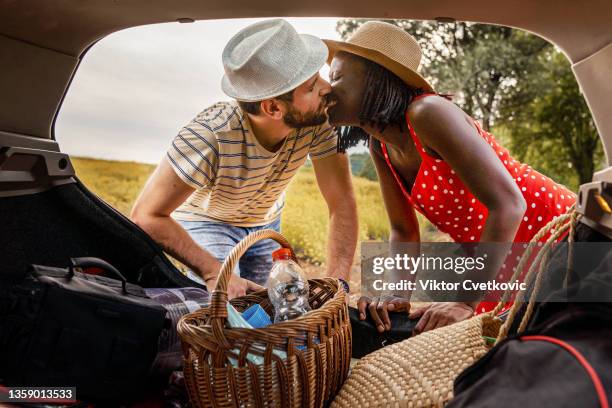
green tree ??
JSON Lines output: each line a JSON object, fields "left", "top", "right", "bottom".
{"left": 500, "top": 51, "right": 603, "bottom": 189}
{"left": 337, "top": 18, "right": 603, "bottom": 189}
{"left": 349, "top": 152, "right": 378, "bottom": 181}
{"left": 337, "top": 19, "right": 549, "bottom": 131}
{"left": 358, "top": 156, "right": 378, "bottom": 181}
{"left": 349, "top": 152, "right": 369, "bottom": 175}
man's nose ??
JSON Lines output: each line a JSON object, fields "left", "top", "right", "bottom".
{"left": 319, "top": 78, "right": 332, "bottom": 95}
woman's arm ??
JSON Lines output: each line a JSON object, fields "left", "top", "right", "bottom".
{"left": 408, "top": 96, "right": 526, "bottom": 243}
{"left": 370, "top": 138, "right": 421, "bottom": 243}
{"left": 358, "top": 138, "right": 420, "bottom": 333}
{"left": 407, "top": 96, "right": 526, "bottom": 334}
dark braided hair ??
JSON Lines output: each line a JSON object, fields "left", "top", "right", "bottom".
{"left": 337, "top": 56, "right": 426, "bottom": 152}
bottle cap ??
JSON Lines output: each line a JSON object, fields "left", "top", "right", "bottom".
{"left": 272, "top": 247, "right": 293, "bottom": 262}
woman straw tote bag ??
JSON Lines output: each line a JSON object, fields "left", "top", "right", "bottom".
{"left": 177, "top": 229, "right": 352, "bottom": 408}
{"left": 331, "top": 211, "right": 578, "bottom": 408}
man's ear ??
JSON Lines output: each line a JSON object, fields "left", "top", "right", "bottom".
{"left": 260, "top": 99, "right": 286, "bottom": 120}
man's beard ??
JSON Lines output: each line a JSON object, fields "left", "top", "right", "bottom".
{"left": 283, "top": 101, "right": 328, "bottom": 128}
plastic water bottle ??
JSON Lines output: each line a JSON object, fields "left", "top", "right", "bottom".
{"left": 267, "top": 248, "right": 311, "bottom": 323}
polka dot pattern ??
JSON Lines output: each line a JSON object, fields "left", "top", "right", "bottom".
{"left": 381, "top": 113, "right": 576, "bottom": 245}
{"left": 379, "top": 94, "right": 578, "bottom": 313}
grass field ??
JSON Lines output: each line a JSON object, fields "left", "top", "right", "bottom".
{"left": 71, "top": 156, "right": 447, "bottom": 270}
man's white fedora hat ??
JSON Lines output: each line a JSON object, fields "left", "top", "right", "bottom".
{"left": 221, "top": 19, "right": 328, "bottom": 102}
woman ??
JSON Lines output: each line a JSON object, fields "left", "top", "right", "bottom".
{"left": 323, "top": 22, "right": 576, "bottom": 334}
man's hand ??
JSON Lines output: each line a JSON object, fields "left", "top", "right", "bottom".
{"left": 409, "top": 302, "right": 474, "bottom": 335}
{"left": 206, "top": 274, "right": 265, "bottom": 300}
{"left": 357, "top": 295, "right": 411, "bottom": 333}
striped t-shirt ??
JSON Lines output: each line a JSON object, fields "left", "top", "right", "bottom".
{"left": 167, "top": 101, "right": 339, "bottom": 227}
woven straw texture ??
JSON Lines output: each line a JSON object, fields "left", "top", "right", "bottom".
{"left": 177, "top": 229, "right": 352, "bottom": 408}
{"left": 324, "top": 21, "right": 434, "bottom": 92}
{"left": 332, "top": 314, "right": 500, "bottom": 408}
{"left": 331, "top": 209, "right": 578, "bottom": 408}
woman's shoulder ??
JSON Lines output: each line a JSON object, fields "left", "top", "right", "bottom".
{"left": 407, "top": 94, "right": 454, "bottom": 118}
{"left": 407, "top": 94, "right": 469, "bottom": 132}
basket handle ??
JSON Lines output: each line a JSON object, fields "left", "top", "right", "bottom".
{"left": 493, "top": 209, "right": 579, "bottom": 344}
{"left": 491, "top": 209, "right": 575, "bottom": 316}
{"left": 208, "top": 229, "right": 292, "bottom": 341}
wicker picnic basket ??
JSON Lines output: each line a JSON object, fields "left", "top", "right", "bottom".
{"left": 177, "top": 229, "right": 352, "bottom": 408}
{"left": 331, "top": 210, "right": 579, "bottom": 408}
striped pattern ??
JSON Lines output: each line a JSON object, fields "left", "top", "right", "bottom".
{"left": 167, "top": 101, "right": 338, "bottom": 227}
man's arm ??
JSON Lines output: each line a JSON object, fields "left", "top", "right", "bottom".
{"left": 130, "top": 157, "right": 262, "bottom": 297}
{"left": 312, "top": 152, "right": 358, "bottom": 281}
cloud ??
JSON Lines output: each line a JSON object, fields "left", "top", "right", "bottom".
{"left": 55, "top": 18, "right": 341, "bottom": 164}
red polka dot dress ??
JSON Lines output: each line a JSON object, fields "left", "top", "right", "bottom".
{"left": 380, "top": 94, "right": 576, "bottom": 313}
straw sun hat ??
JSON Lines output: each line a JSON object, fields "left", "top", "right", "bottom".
{"left": 324, "top": 21, "right": 434, "bottom": 92}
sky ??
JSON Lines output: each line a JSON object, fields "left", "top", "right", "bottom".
{"left": 55, "top": 18, "right": 344, "bottom": 164}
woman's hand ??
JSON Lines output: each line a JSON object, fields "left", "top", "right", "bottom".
{"left": 409, "top": 302, "right": 474, "bottom": 334}
{"left": 357, "top": 295, "right": 411, "bottom": 333}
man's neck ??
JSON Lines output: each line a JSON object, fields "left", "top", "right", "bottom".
{"left": 246, "top": 113, "right": 292, "bottom": 153}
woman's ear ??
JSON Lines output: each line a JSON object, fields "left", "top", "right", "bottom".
{"left": 260, "top": 99, "right": 286, "bottom": 120}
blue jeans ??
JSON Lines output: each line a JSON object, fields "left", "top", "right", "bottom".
{"left": 177, "top": 217, "right": 281, "bottom": 287}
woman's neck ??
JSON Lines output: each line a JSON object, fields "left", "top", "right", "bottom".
{"left": 363, "top": 123, "right": 406, "bottom": 150}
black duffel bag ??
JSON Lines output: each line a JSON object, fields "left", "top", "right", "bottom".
{"left": 448, "top": 222, "right": 612, "bottom": 408}
{"left": 349, "top": 306, "right": 418, "bottom": 358}
{"left": 0, "top": 257, "right": 167, "bottom": 402}
{"left": 447, "top": 304, "right": 612, "bottom": 408}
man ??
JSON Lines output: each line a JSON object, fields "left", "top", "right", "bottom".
{"left": 131, "top": 19, "right": 358, "bottom": 299}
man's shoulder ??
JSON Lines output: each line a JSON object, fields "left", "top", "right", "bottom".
{"left": 310, "top": 122, "right": 337, "bottom": 142}
{"left": 295, "top": 122, "right": 335, "bottom": 139}
{"left": 189, "top": 101, "right": 244, "bottom": 139}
